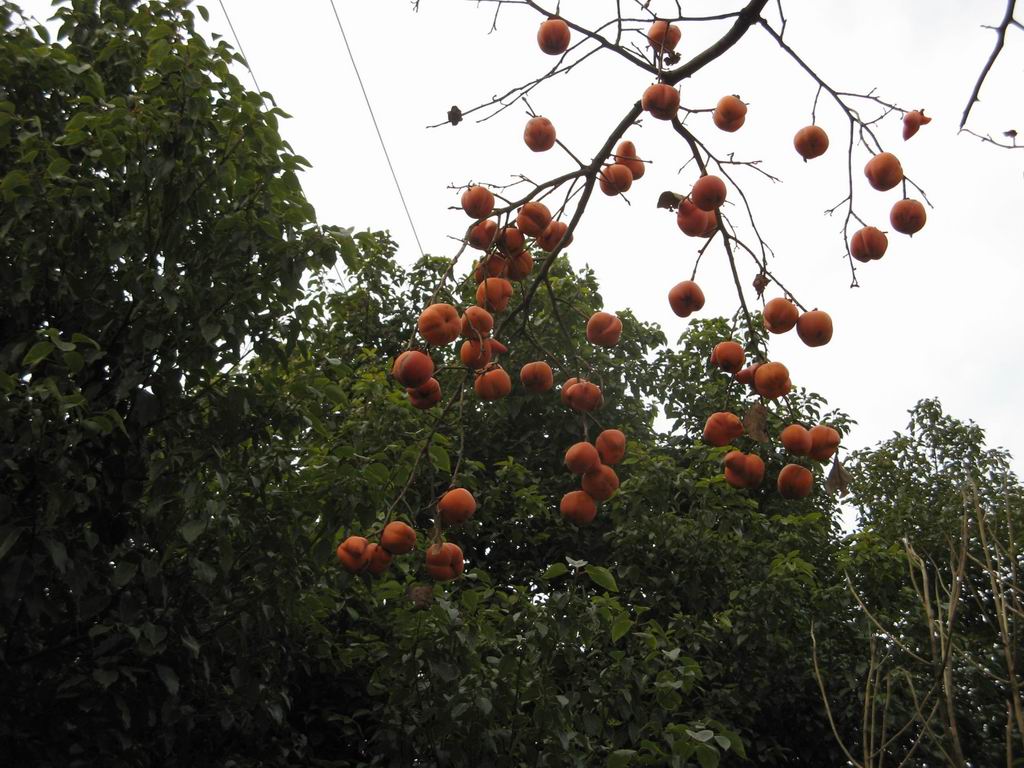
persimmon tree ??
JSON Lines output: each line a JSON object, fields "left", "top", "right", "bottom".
{"left": 5, "top": 1, "right": 1020, "bottom": 766}
{"left": 348, "top": 0, "right": 937, "bottom": 584}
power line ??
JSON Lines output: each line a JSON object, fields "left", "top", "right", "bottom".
{"left": 327, "top": 0, "right": 426, "bottom": 261}
{"left": 217, "top": 0, "right": 262, "bottom": 94}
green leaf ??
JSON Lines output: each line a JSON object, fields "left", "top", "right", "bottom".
{"left": 200, "top": 318, "right": 221, "bottom": 342}
{"left": 22, "top": 341, "right": 54, "bottom": 366}
{"left": 611, "top": 615, "right": 633, "bottom": 642}
{"left": 43, "top": 537, "right": 68, "bottom": 573}
{"left": 586, "top": 564, "right": 619, "bottom": 592}
{"left": 182, "top": 634, "right": 201, "bottom": 658}
{"left": 364, "top": 463, "right": 390, "bottom": 486}
{"left": 695, "top": 744, "right": 720, "bottom": 768}
{"left": 476, "top": 696, "right": 492, "bottom": 715}
{"left": 608, "top": 749, "right": 637, "bottom": 768}
{"left": 180, "top": 519, "right": 206, "bottom": 544}
{"left": 45, "top": 328, "right": 76, "bottom": 351}
{"left": 93, "top": 668, "right": 119, "bottom": 688}
{"left": 428, "top": 443, "right": 450, "bottom": 473}
{"left": 146, "top": 39, "right": 171, "bottom": 68}
{"left": 71, "top": 332, "right": 100, "bottom": 349}
{"left": 62, "top": 350, "right": 85, "bottom": 373}
{"left": 156, "top": 664, "right": 179, "bottom": 696}
{"left": 111, "top": 562, "right": 137, "bottom": 589}
{"left": 542, "top": 562, "right": 568, "bottom": 580}
{"left": 46, "top": 157, "right": 71, "bottom": 177}
{"left": 105, "top": 409, "right": 128, "bottom": 437}
{"left": 688, "top": 729, "right": 715, "bottom": 743}
{"left": 0, "top": 527, "right": 23, "bottom": 561}
{"left": 1, "top": 169, "right": 29, "bottom": 193}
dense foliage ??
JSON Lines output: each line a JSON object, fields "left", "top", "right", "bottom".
{"left": 1, "top": 3, "right": 1020, "bottom": 767}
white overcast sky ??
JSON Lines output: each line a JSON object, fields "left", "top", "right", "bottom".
{"left": 24, "top": 1, "right": 1024, "bottom": 480}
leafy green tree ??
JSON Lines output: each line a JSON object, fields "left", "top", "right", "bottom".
{"left": 825, "top": 400, "right": 1024, "bottom": 767}
{"left": 8, "top": 3, "right": 1007, "bottom": 768}
{"left": 0, "top": 1, "right": 346, "bottom": 763}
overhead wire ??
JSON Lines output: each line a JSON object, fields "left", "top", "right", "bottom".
{"left": 217, "top": 0, "right": 262, "bottom": 94}
{"left": 327, "top": 0, "right": 427, "bottom": 261}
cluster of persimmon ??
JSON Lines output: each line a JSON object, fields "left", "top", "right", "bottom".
{"left": 556, "top": 309, "right": 628, "bottom": 524}
{"left": 701, "top": 335, "right": 843, "bottom": 498}
{"left": 633, "top": 27, "right": 930, "bottom": 261}
{"left": 561, "top": 429, "right": 626, "bottom": 525}
{"left": 336, "top": 520, "right": 418, "bottom": 577}
{"left": 334, "top": 489, "right": 480, "bottom": 583}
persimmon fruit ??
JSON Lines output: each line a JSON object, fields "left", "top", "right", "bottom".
{"left": 724, "top": 450, "right": 765, "bottom": 489}
{"left": 613, "top": 140, "right": 645, "bottom": 179}
{"left": 586, "top": 311, "right": 622, "bottom": 346}
{"left": 599, "top": 163, "right": 633, "bottom": 196}
{"left": 703, "top": 412, "right": 744, "bottom": 447}
{"left": 425, "top": 542, "right": 465, "bottom": 581}
{"left": 777, "top": 464, "right": 813, "bottom": 499}
{"left": 475, "top": 277, "right": 513, "bottom": 312}
{"left": 582, "top": 464, "right": 619, "bottom": 501}
{"left": 754, "top": 361, "right": 791, "bottom": 399}
{"left": 850, "top": 226, "right": 888, "bottom": 262}
{"left": 793, "top": 125, "right": 829, "bottom": 160}
{"left": 468, "top": 219, "right": 498, "bottom": 250}
{"left": 565, "top": 441, "right": 601, "bottom": 475}
{"left": 507, "top": 249, "right": 534, "bottom": 280}
{"left": 735, "top": 363, "right": 760, "bottom": 387}
{"left": 408, "top": 377, "right": 441, "bottom": 409}
{"left": 864, "top": 152, "right": 903, "bottom": 191}
{"left": 808, "top": 425, "right": 841, "bottom": 462}
{"left": 392, "top": 350, "right": 434, "bottom": 388}
{"left": 642, "top": 83, "right": 680, "bottom": 120}
{"left": 438, "top": 487, "right": 476, "bottom": 525}
{"left": 676, "top": 199, "right": 710, "bottom": 237}
{"left": 763, "top": 297, "right": 799, "bottom": 334}
{"left": 461, "top": 306, "right": 494, "bottom": 340}
{"left": 711, "top": 341, "right": 745, "bottom": 374}
{"left": 516, "top": 201, "right": 552, "bottom": 237}
{"left": 381, "top": 521, "right": 417, "bottom": 555}
{"left": 365, "top": 543, "right": 392, "bottom": 576}
{"left": 560, "top": 377, "right": 579, "bottom": 406}
{"left": 474, "top": 365, "right": 513, "bottom": 400}
{"left": 474, "top": 253, "right": 507, "bottom": 282}
{"left": 417, "top": 303, "right": 461, "bottom": 346}
{"left": 497, "top": 227, "right": 525, "bottom": 256}
{"left": 565, "top": 380, "right": 603, "bottom": 412}
{"left": 537, "top": 18, "right": 571, "bottom": 55}
{"left": 668, "top": 280, "right": 705, "bottom": 317}
{"left": 691, "top": 175, "right": 727, "bottom": 211}
{"left": 647, "top": 20, "right": 681, "bottom": 53}
{"left": 890, "top": 199, "right": 926, "bottom": 235}
{"left": 519, "top": 361, "right": 554, "bottom": 393}
{"left": 595, "top": 429, "right": 626, "bottom": 465}
{"left": 903, "top": 110, "right": 931, "bottom": 141}
{"left": 337, "top": 535, "right": 371, "bottom": 573}
{"left": 461, "top": 186, "right": 494, "bottom": 219}
{"left": 796, "top": 310, "right": 833, "bottom": 347}
{"left": 537, "top": 219, "right": 572, "bottom": 251}
{"left": 460, "top": 339, "right": 491, "bottom": 369}
{"left": 780, "top": 424, "right": 812, "bottom": 456}
{"left": 524, "top": 116, "right": 557, "bottom": 151}
{"left": 560, "top": 490, "right": 597, "bottom": 525}
{"left": 713, "top": 95, "right": 747, "bottom": 132}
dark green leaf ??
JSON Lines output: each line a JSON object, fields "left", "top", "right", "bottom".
{"left": 542, "top": 562, "right": 568, "bottom": 580}
{"left": 586, "top": 565, "right": 618, "bottom": 592}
